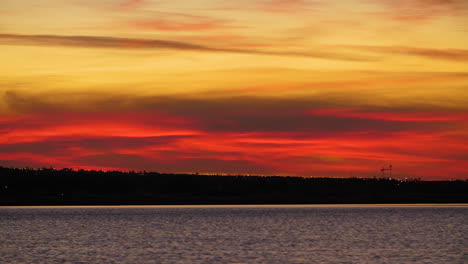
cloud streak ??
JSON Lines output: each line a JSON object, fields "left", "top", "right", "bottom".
{"left": 259, "top": 0, "right": 318, "bottom": 13}
{"left": 2, "top": 91, "right": 465, "bottom": 135}
{"left": 220, "top": 0, "right": 320, "bottom": 14}
{"left": 338, "top": 45, "right": 468, "bottom": 62}
{"left": 127, "top": 13, "right": 245, "bottom": 32}
{"left": 373, "top": 0, "right": 468, "bottom": 21}
{"left": 119, "top": 0, "right": 146, "bottom": 10}
{"left": 0, "top": 33, "right": 373, "bottom": 61}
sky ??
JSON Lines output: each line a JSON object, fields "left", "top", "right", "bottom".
{"left": 0, "top": 0, "right": 467, "bottom": 180}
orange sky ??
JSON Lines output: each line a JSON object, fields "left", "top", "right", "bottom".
{"left": 0, "top": 0, "right": 467, "bottom": 179}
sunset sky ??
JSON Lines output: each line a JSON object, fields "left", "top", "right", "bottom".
{"left": 1, "top": 0, "right": 467, "bottom": 179}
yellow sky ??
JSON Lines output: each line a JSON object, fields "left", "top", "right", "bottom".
{"left": 1, "top": 0, "right": 467, "bottom": 101}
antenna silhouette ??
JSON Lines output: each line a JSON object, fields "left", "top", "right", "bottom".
{"left": 380, "top": 164, "right": 393, "bottom": 178}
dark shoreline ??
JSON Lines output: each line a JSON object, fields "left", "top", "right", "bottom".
{"left": 1, "top": 167, "right": 467, "bottom": 206}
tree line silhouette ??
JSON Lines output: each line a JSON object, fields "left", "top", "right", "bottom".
{"left": 0, "top": 166, "right": 466, "bottom": 205}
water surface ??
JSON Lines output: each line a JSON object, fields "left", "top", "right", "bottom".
{"left": 1, "top": 205, "right": 466, "bottom": 263}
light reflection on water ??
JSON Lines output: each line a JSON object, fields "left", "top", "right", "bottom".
{"left": 1, "top": 205, "right": 467, "bottom": 264}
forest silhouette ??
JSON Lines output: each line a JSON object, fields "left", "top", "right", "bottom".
{"left": 0, "top": 166, "right": 466, "bottom": 205}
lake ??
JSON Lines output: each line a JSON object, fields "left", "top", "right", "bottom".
{"left": 0, "top": 205, "right": 466, "bottom": 263}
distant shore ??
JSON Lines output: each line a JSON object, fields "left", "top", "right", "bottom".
{"left": 1, "top": 167, "right": 467, "bottom": 206}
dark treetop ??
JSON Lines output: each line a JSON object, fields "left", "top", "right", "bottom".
{"left": 0, "top": 167, "right": 466, "bottom": 205}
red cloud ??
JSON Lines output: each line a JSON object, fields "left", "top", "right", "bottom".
{"left": 0, "top": 108, "right": 467, "bottom": 179}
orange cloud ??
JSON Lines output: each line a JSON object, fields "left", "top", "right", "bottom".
{"left": 129, "top": 18, "right": 243, "bottom": 31}
{"left": 119, "top": 0, "right": 145, "bottom": 9}
{"left": 373, "top": 0, "right": 468, "bottom": 21}
{"left": 260, "top": 0, "right": 316, "bottom": 13}
{"left": 215, "top": 0, "right": 319, "bottom": 15}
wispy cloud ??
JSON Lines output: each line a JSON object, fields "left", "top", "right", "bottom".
{"left": 372, "top": 0, "right": 468, "bottom": 21}
{"left": 116, "top": 9, "right": 245, "bottom": 32}
{"left": 129, "top": 17, "right": 243, "bottom": 31}
{"left": 215, "top": 0, "right": 320, "bottom": 14}
{"left": 0, "top": 33, "right": 210, "bottom": 50}
{"left": 119, "top": 0, "right": 146, "bottom": 10}
{"left": 0, "top": 34, "right": 372, "bottom": 61}
{"left": 338, "top": 45, "right": 468, "bottom": 62}
{"left": 259, "top": 0, "right": 317, "bottom": 13}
